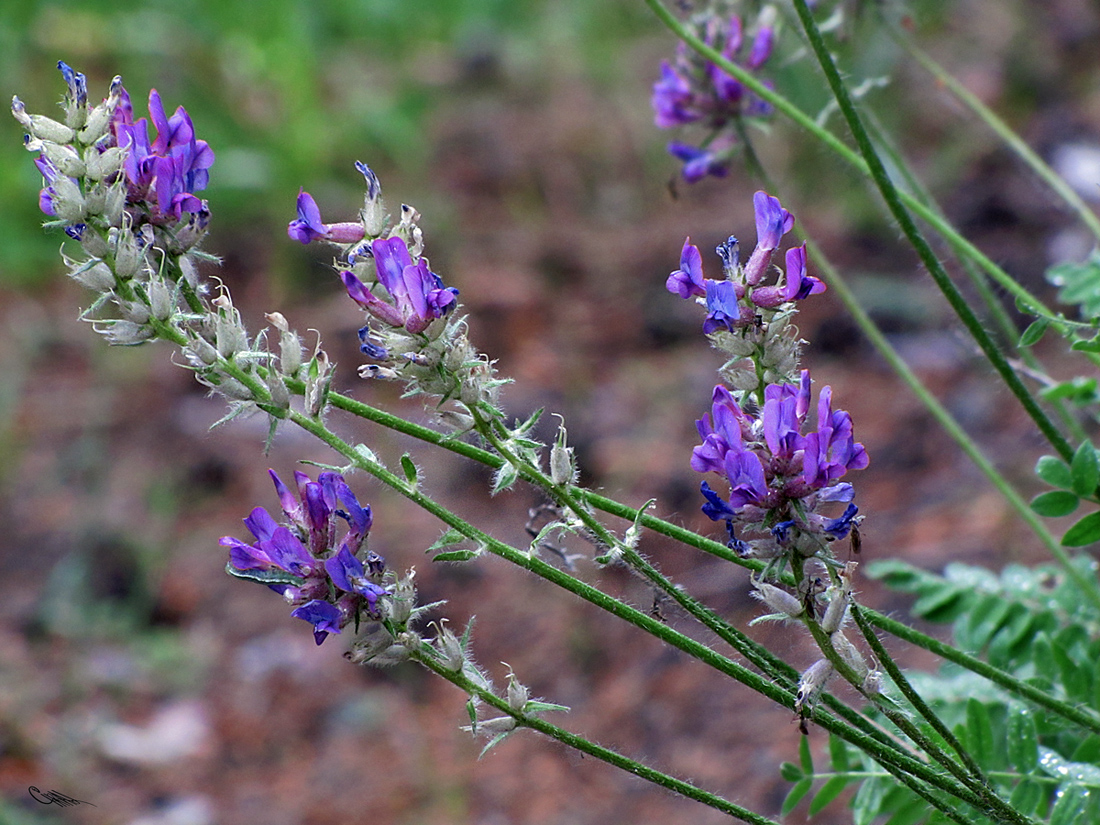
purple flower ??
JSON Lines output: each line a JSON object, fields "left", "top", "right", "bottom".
{"left": 57, "top": 61, "right": 87, "bottom": 109}
{"left": 802, "top": 386, "right": 870, "bottom": 489}
{"left": 690, "top": 372, "right": 867, "bottom": 535}
{"left": 668, "top": 142, "right": 731, "bottom": 183}
{"left": 291, "top": 600, "right": 344, "bottom": 645}
{"left": 341, "top": 236, "right": 458, "bottom": 334}
{"left": 749, "top": 245, "right": 826, "bottom": 307}
{"left": 652, "top": 61, "right": 700, "bottom": 129}
{"left": 703, "top": 279, "right": 748, "bottom": 334}
{"left": 111, "top": 86, "right": 214, "bottom": 223}
{"left": 287, "top": 190, "right": 366, "bottom": 245}
{"left": 651, "top": 13, "right": 775, "bottom": 182}
{"left": 666, "top": 238, "right": 707, "bottom": 299}
{"left": 325, "top": 546, "right": 387, "bottom": 611}
{"left": 221, "top": 470, "right": 389, "bottom": 645}
{"left": 741, "top": 191, "right": 795, "bottom": 287}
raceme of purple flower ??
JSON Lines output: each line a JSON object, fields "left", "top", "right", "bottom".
{"left": 340, "top": 236, "right": 459, "bottom": 335}
{"left": 666, "top": 192, "right": 824, "bottom": 332}
{"left": 287, "top": 189, "right": 367, "bottom": 245}
{"left": 220, "top": 469, "right": 388, "bottom": 645}
{"left": 693, "top": 370, "right": 868, "bottom": 541}
{"left": 110, "top": 86, "right": 214, "bottom": 223}
{"left": 651, "top": 13, "right": 775, "bottom": 181}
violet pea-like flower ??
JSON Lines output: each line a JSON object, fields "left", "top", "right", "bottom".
{"left": 326, "top": 546, "right": 388, "bottom": 612}
{"left": 743, "top": 191, "right": 794, "bottom": 287}
{"left": 341, "top": 236, "right": 458, "bottom": 334}
{"left": 801, "top": 386, "right": 869, "bottom": 489}
{"left": 287, "top": 190, "right": 366, "bottom": 245}
{"left": 668, "top": 142, "right": 731, "bottom": 183}
{"left": 666, "top": 238, "right": 708, "bottom": 299}
{"left": 291, "top": 600, "right": 344, "bottom": 646}
{"left": 749, "top": 245, "right": 826, "bottom": 308}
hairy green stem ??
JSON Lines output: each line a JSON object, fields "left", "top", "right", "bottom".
{"left": 892, "top": 27, "right": 1100, "bottom": 243}
{"left": 411, "top": 649, "right": 782, "bottom": 825}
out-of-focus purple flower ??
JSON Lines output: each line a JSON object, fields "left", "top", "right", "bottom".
{"left": 651, "top": 13, "right": 775, "bottom": 183}
{"left": 341, "top": 236, "right": 458, "bottom": 334}
{"left": 111, "top": 86, "right": 214, "bottom": 223}
{"left": 652, "top": 61, "right": 700, "bottom": 128}
{"left": 291, "top": 600, "right": 344, "bottom": 645}
{"left": 287, "top": 189, "right": 367, "bottom": 245}
{"left": 668, "top": 142, "right": 731, "bottom": 183}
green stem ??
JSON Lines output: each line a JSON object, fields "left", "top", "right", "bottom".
{"left": 862, "top": 606, "right": 1100, "bottom": 734}
{"left": 286, "top": 407, "right": 974, "bottom": 799}
{"left": 788, "top": 0, "right": 1070, "bottom": 462}
{"left": 850, "top": 606, "right": 994, "bottom": 791}
{"left": 786, "top": 0, "right": 1100, "bottom": 608}
{"left": 643, "top": 0, "right": 1100, "bottom": 381}
{"left": 320, "top": 384, "right": 1100, "bottom": 718}
{"left": 893, "top": 27, "right": 1100, "bottom": 244}
{"left": 412, "top": 650, "right": 783, "bottom": 825}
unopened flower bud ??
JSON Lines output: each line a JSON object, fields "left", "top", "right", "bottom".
{"left": 751, "top": 576, "right": 804, "bottom": 618}
{"left": 862, "top": 669, "right": 884, "bottom": 697}
{"left": 186, "top": 336, "right": 219, "bottom": 366}
{"left": 85, "top": 146, "right": 124, "bottom": 181}
{"left": 265, "top": 312, "right": 303, "bottom": 376}
{"left": 216, "top": 376, "right": 254, "bottom": 401}
{"left": 69, "top": 260, "right": 115, "bottom": 292}
{"left": 473, "top": 716, "right": 517, "bottom": 735}
{"left": 795, "top": 659, "right": 833, "bottom": 716}
{"left": 41, "top": 142, "right": 85, "bottom": 178}
{"left": 550, "top": 420, "right": 576, "bottom": 487}
{"left": 434, "top": 623, "right": 465, "bottom": 672}
{"left": 506, "top": 671, "right": 530, "bottom": 712}
{"left": 80, "top": 230, "right": 108, "bottom": 258}
{"left": 265, "top": 370, "right": 291, "bottom": 410}
{"left": 11, "top": 97, "right": 75, "bottom": 143}
{"left": 48, "top": 176, "right": 86, "bottom": 223}
{"left": 383, "top": 571, "right": 416, "bottom": 625}
{"left": 112, "top": 231, "right": 144, "bottom": 280}
{"left": 831, "top": 631, "right": 869, "bottom": 681}
{"left": 78, "top": 76, "right": 123, "bottom": 144}
{"left": 96, "top": 319, "right": 154, "bottom": 346}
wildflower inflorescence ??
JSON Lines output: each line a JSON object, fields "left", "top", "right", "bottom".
{"left": 220, "top": 470, "right": 392, "bottom": 645}
{"left": 651, "top": 6, "right": 776, "bottom": 182}
{"left": 670, "top": 190, "right": 874, "bottom": 715}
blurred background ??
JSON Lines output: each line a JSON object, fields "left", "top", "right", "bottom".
{"left": 1, "top": 0, "right": 1099, "bottom": 823}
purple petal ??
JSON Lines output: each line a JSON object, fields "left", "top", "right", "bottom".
{"left": 291, "top": 600, "right": 343, "bottom": 645}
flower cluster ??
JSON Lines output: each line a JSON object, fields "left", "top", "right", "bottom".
{"left": 288, "top": 167, "right": 500, "bottom": 417}
{"left": 694, "top": 372, "right": 867, "bottom": 561}
{"left": 220, "top": 470, "right": 391, "bottom": 645}
{"left": 652, "top": 9, "right": 775, "bottom": 182}
{"left": 670, "top": 190, "right": 865, "bottom": 570}
{"left": 110, "top": 85, "right": 214, "bottom": 224}
{"left": 669, "top": 191, "right": 823, "bottom": 392}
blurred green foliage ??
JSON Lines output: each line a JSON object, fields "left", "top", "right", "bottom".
{"left": 1, "top": 0, "right": 653, "bottom": 288}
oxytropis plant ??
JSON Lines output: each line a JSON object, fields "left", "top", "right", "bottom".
{"left": 15, "top": 6, "right": 1100, "bottom": 817}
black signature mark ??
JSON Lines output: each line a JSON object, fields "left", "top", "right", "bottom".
{"left": 28, "top": 786, "right": 97, "bottom": 807}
